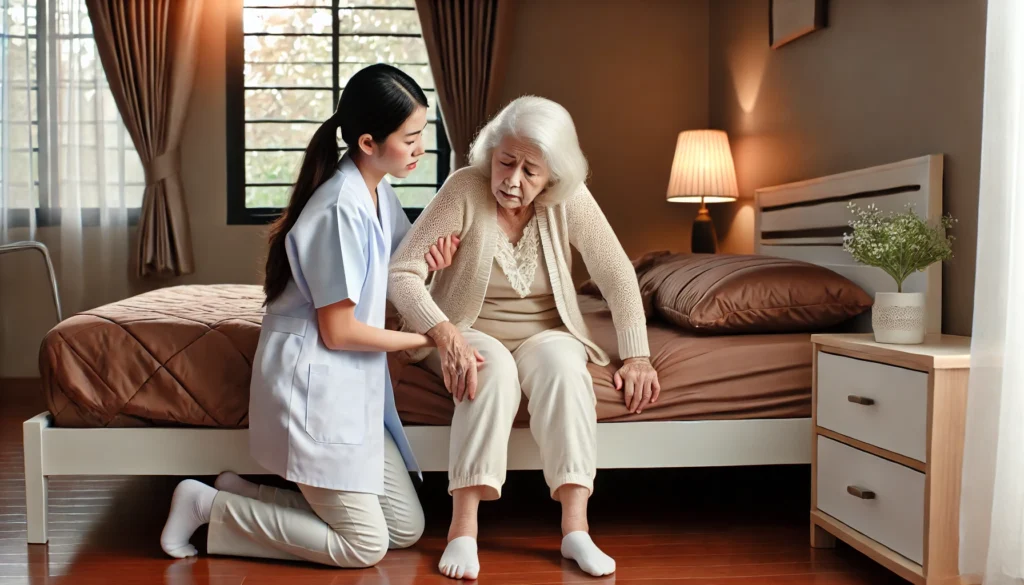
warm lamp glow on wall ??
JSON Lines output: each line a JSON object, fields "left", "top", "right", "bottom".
{"left": 667, "top": 130, "right": 739, "bottom": 253}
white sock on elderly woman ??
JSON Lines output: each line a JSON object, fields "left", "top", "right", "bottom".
{"left": 561, "top": 531, "right": 616, "bottom": 577}
{"left": 439, "top": 536, "right": 480, "bottom": 580}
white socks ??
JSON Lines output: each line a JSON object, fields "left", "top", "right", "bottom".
{"left": 214, "top": 471, "right": 260, "bottom": 500}
{"left": 561, "top": 531, "right": 616, "bottom": 577}
{"left": 159, "top": 473, "right": 254, "bottom": 559}
{"left": 199, "top": 473, "right": 613, "bottom": 577}
{"left": 437, "top": 532, "right": 613, "bottom": 579}
{"left": 439, "top": 536, "right": 480, "bottom": 580}
{"left": 437, "top": 532, "right": 612, "bottom": 578}
{"left": 160, "top": 479, "right": 217, "bottom": 558}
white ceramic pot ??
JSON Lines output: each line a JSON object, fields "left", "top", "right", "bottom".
{"left": 872, "top": 292, "right": 926, "bottom": 344}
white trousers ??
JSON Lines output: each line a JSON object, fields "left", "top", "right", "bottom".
{"left": 206, "top": 434, "right": 423, "bottom": 568}
{"left": 423, "top": 328, "right": 597, "bottom": 501}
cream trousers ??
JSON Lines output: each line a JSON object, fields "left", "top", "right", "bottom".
{"left": 206, "top": 433, "right": 423, "bottom": 568}
{"left": 423, "top": 328, "right": 597, "bottom": 501}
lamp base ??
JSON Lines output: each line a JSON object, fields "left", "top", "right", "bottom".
{"left": 690, "top": 206, "right": 718, "bottom": 253}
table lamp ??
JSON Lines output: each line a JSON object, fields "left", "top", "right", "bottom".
{"left": 666, "top": 129, "right": 739, "bottom": 253}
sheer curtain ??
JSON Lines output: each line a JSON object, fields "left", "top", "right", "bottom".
{"left": 0, "top": 0, "right": 38, "bottom": 243}
{"left": 1, "top": 0, "right": 140, "bottom": 314}
{"left": 958, "top": 0, "right": 1024, "bottom": 583}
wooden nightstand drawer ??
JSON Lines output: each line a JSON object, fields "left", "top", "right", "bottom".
{"left": 816, "top": 351, "right": 929, "bottom": 462}
{"left": 816, "top": 436, "right": 925, "bottom": 564}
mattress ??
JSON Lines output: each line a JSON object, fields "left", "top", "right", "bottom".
{"left": 40, "top": 285, "right": 265, "bottom": 428}
{"left": 39, "top": 285, "right": 811, "bottom": 428}
{"left": 394, "top": 298, "right": 812, "bottom": 426}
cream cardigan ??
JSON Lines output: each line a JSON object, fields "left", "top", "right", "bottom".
{"left": 388, "top": 167, "right": 650, "bottom": 366}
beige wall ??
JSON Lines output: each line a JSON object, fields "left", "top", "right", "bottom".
{"left": 498, "top": 0, "right": 710, "bottom": 281}
{"left": 709, "top": 0, "right": 986, "bottom": 336}
{"left": 171, "top": 1, "right": 268, "bottom": 290}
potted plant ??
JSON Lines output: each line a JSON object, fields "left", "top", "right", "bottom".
{"left": 843, "top": 202, "right": 955, "bottom": 344}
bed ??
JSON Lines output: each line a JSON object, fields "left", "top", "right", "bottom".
{"left": 39, "top": 284, "right": 812, "bottom": 429}
{"left": 22, "top": 154, "right": 944, "bottom": 544}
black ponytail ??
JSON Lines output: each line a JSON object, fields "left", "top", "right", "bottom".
{"left": 263, "top": 64, "right": 428, "bottom": 305}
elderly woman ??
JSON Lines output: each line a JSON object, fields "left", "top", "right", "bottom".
{"left": 389, "top": 96, "right": 660, "bottom": 580}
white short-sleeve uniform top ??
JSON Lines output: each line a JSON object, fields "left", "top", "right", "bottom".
{"left": 248, "top": 153, "right": 418, "bottom": 494}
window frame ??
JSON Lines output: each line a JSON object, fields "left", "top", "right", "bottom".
{"left": 225, "top": 0, "right": 451, "bottom": 226}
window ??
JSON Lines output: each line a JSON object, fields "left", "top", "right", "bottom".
{"left": 227, "top": 0, "right": 451, "bottom": 225}
{"left": 0, "top": 0, "right": 144, "bottom": 229}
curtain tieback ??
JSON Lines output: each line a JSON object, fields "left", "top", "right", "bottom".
{"left": 145, "top": 150, "right": 181, "bottom": 185}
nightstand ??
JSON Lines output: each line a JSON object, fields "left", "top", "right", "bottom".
{"left": 810, "top": 333, "right": 972, "bottom": 585}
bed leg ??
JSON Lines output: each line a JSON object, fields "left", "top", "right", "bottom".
{"left": 23, "top": 414, "right": 50, "bottom": 544}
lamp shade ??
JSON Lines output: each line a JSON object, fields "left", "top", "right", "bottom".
{"left": 666, "top": 129, "right": 739, "bottom": 204}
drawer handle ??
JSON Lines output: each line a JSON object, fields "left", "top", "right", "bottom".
{"left": 847, "top": 485, "right": 876, "bottom": 500}
{"left": 847, "top": 395, "right": 875, "bottom": 406}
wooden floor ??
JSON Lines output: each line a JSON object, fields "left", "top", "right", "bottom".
{"left": 0, "top": 379, "right": 907, "bottom": 584}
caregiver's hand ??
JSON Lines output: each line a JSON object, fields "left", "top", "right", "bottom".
{"left": 614, "top": 357, "right": 660, "bottom": 414}
{"left": 428, "top": 321, "right": 485, "bottom": 402}
{"left": 426, "top": 234, "right": 460, "bottom": 272}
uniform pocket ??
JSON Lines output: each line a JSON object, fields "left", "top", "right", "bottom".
{"left": 250, "top": 329, "right": 303, "bottom": 435}
{"left": 304, "top": 364, "right": 367, "bottom": 445}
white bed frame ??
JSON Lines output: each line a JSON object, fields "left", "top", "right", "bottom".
{"left": 22, "top": 154, "right": 944, "bottom": 544}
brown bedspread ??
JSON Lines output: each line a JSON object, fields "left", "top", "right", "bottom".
{"left": 39, "top": 285, "right": 811, "bottom": 428}
{"left": 40, "top": 285, "right": 264, "bottom": 428}
{"left": 394, "top": 299, "right": 812, "bottom": 426}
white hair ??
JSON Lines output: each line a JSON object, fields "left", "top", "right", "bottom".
{"left": 467, "top": 96, "right": 588, "bottom": 206}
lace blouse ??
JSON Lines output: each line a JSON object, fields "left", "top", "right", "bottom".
{"left": 472, "top": 215, "right": 565, "bottom": 352}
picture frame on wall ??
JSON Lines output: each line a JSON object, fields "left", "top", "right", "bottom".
{"left": 769, "top": 0, "right": 828, "bottom": 49}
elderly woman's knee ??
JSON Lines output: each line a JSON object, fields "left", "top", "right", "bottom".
{"left": 528, "top": 350, "right": 590, "bottom": 381}
{"left": 467, "top": 335, "right": 518, "bottom": 379}
{"left": 475, "top": 358, "right": 521, "bottom": 408}
{"left": 463, "top": 346, "right": 520, "bottom": 411}
{"left": 521, "top": 350, "right": 593, "bottom": 406}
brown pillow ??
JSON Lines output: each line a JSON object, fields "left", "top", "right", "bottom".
{"left": 643, "top": 254, "right": 873, "bottom": 333}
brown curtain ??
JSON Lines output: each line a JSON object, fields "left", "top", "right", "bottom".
{"left": 415, "top": 0, "right": 515, "bottom": 170}
{"left": 85, "top": 0, "right": 204, "bottom": 278}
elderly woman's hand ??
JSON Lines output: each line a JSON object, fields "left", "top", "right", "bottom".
{"left": 425, "top": 234, "right": 460, "bottom": 272}
{"left": 427, "top": 321, "right": 485, "bottom": 402}
{"left": 614, "top": 357, "right": 660, "bottom": 414}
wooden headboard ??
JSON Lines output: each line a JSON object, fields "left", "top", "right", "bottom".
{"left": 754, "top": 154, "right": 944, "bottom": 333}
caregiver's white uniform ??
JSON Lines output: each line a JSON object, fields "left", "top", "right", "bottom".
{"left": 248, "top": 153, "right": 420, "bottom": 492}
{"left": 205, "top": 154, "right": 424, "bottom": 568}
